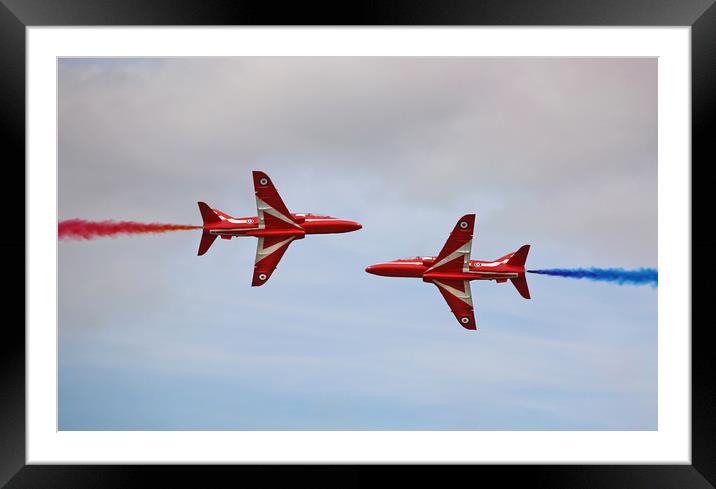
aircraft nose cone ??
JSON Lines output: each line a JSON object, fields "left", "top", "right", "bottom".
{"left": 339, "top": 220, "right": 362, "bottom": 233}
{"left": 365, "top": 263, "right": 389, "bottom": 276}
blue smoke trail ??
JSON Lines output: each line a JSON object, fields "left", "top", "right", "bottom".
{"left": 527, "top": 268, "right": 657, "bottom": 287}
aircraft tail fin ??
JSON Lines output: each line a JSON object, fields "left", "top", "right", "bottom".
{"left": 198, "top": 201, "right": 221, "bottom": 225}
{"left": 197, "top": 202, "right": 220, "bottom": 256}
{"left": 506, "top": 244, "right": 530, "bottom": 267}
{"left": 506, "top": 245, "right": 530, "bottom": 298}
{"left": 510, "top": 273, "right": 531, "bottom": 299}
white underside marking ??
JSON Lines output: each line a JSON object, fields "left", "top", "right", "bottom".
{"left": 434, "top": 280, "right": 473, "bottom": 307}
{"left": 427, "top": 239, "right": 472, "bottom": 273}
{"left": 256, "top": 197, "right": 301, "bottom": 230}
{"left": 480, "top": 259, "right": 510, "bottom": 267}
{"left": 255, "top": 236, "right": 294, "bottom": 264}
{"left": 210, "top": 227, "right": 259, "bottom": 234}
{"left": 467, "top": 271, "right": 517, "bottom": 276}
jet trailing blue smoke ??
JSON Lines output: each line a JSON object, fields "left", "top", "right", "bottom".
{"left": 527, "top": 268, "right": 657, "bottom": 287}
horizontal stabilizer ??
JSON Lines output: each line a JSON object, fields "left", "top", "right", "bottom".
{"left": 511, "top": 273, "right": 531, "bottom": 299}
{"left": 197, "top": 230, "right": 218, "bottom": 256}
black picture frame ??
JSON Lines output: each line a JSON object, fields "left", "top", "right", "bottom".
{"left": 3, "top": 0, "right": 713, "bottom": 486}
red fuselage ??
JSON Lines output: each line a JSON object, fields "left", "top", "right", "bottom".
{"left": 205, "top": 212, "right": 362, "bottom": 240}
{"left": 363, "top": 213, "right": 530, "bottom": 328}
{"left": 365, "top": 257, "right": 524, "bottom": 283}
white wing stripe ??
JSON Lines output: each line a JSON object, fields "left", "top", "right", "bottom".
{"left": 427, "top": 239, "right": 472, "bottom": 272}
{"left": 255, "top": 236, "right": 294, "bottom": 264}
{"left": 434, "top": 280, "right": 473, "bottom": 307}
{"left": 256, "top": 197, "right": 301, "bottom": 229}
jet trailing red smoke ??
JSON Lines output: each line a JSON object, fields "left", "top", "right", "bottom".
{"left": 59, "top": 219, "right": 201, "bottom": 240}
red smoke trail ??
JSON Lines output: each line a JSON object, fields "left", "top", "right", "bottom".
{"left": 59, "top": 219, "right": 201, "bottom": 240}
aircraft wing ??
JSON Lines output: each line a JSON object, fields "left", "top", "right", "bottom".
{"left": 251, "top": 235, "right": 296, "bottom": 286}
{"left": 426, "top": 214, "right": 475, "bottom": 274}
{"left": 432, "top": 279, "right": 476, "bottom": 330}
{"left": 253, "top": 170, "right": 302, "bottom": 230}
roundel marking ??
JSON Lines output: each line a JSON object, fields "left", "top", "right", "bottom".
{"left": 259, "top": 177, "right": 269, "bottom": 185}
{"left": 460, "top": 317, "right": 470, "bottom": 324}
{"left": 258, "top": 273, "right": 268, "bottom": 281}
{"left": 459, "top": 221, "right": 469, "bottom": 229}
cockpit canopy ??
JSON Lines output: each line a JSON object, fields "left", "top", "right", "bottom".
{"left": 292, "top": 213, "right": 335, "bottom": 223}
{"left": 395, "top": 256, "right": 436, "bottom": 266}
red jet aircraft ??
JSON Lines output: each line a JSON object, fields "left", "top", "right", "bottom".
{"left": 198, "top": 171, "right": 362, "bottom": 286}
{"left": 365, "top": 214, "right": 530, "bottom": 330}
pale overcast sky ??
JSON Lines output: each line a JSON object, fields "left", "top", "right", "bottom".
{"left": 58, "top": 57, "right": 657, "bottom": 430}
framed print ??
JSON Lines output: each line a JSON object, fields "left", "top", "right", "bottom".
{"left": 4, "top": 0, "right": 715, "bottom": 486}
